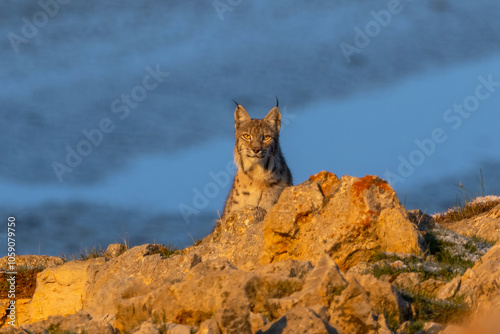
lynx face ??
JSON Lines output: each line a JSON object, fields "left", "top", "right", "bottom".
{"left": 234, "top": 105, "right": 281, "bottom": 172}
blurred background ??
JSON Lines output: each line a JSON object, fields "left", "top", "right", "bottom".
{"left": 1, "top": 0, "right": 499, "bottom": 256}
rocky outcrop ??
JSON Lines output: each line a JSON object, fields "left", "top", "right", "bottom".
{"left": 185, "top": 171, "right": 423, "bottom": 273}
{"left": 260, "top": 172, "right": 424, "bottom": 269}
{"left": 1, "top": 171, "right": 500, "bottom": 333}
{"left": 7, "top": 252, "right": 408, "bottom": 333}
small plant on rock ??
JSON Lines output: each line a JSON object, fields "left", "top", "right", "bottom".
{"left": 147, "top": 243, "right": 182, "bottom": 258}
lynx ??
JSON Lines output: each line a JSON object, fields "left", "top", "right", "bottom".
{"left": 222, "top": 100, "right": 293, "bottom": 220}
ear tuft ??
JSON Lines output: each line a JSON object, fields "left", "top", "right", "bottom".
{"left": 234, "top": 105, "right": 251, "bottom": 130}
{"left": 264, "top": 107, "right": 281, "bottom": 131}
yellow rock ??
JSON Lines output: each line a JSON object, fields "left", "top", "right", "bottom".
{"left": 23, "top": 258, "right": 105, "bottom": 324}
{"left": 261, "top": 172, "right": 424, "bottom": 270}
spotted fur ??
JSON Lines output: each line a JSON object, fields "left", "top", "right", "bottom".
{"left": 222, "top": 103, "right": 293, "bottom": 220}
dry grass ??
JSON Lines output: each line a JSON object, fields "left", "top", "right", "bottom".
{"left": 433, "top": 169, "right": 499, "bottom": 224}
{"left": 60, "top": 246, "right": 106, "bottom": 262}
{"left": 433, "top": 196, "right": 500, "bottom": 224}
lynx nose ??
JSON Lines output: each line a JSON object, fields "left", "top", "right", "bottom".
{"left": 252, "top": 147, "right": 261, "bottom": 154}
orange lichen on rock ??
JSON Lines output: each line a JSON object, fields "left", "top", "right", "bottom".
{"left": 308, "top": 171, "right": 340, "bottom": 197}
{"left": 352, "top": 175, "right": 391, "bottom": 201}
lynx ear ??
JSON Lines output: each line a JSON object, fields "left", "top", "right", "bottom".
{"left": 264, "top": 107, "right": 281, "bottom": 131}
{"left": 235, "top": 105, "right": 251, "bottom": 130}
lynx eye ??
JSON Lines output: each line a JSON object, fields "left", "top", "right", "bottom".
{"left": 241, "top": 134, "right": 251, "bottom": 140}
{"left": 263, "top": 135, "right": 272, "bottom": 141}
